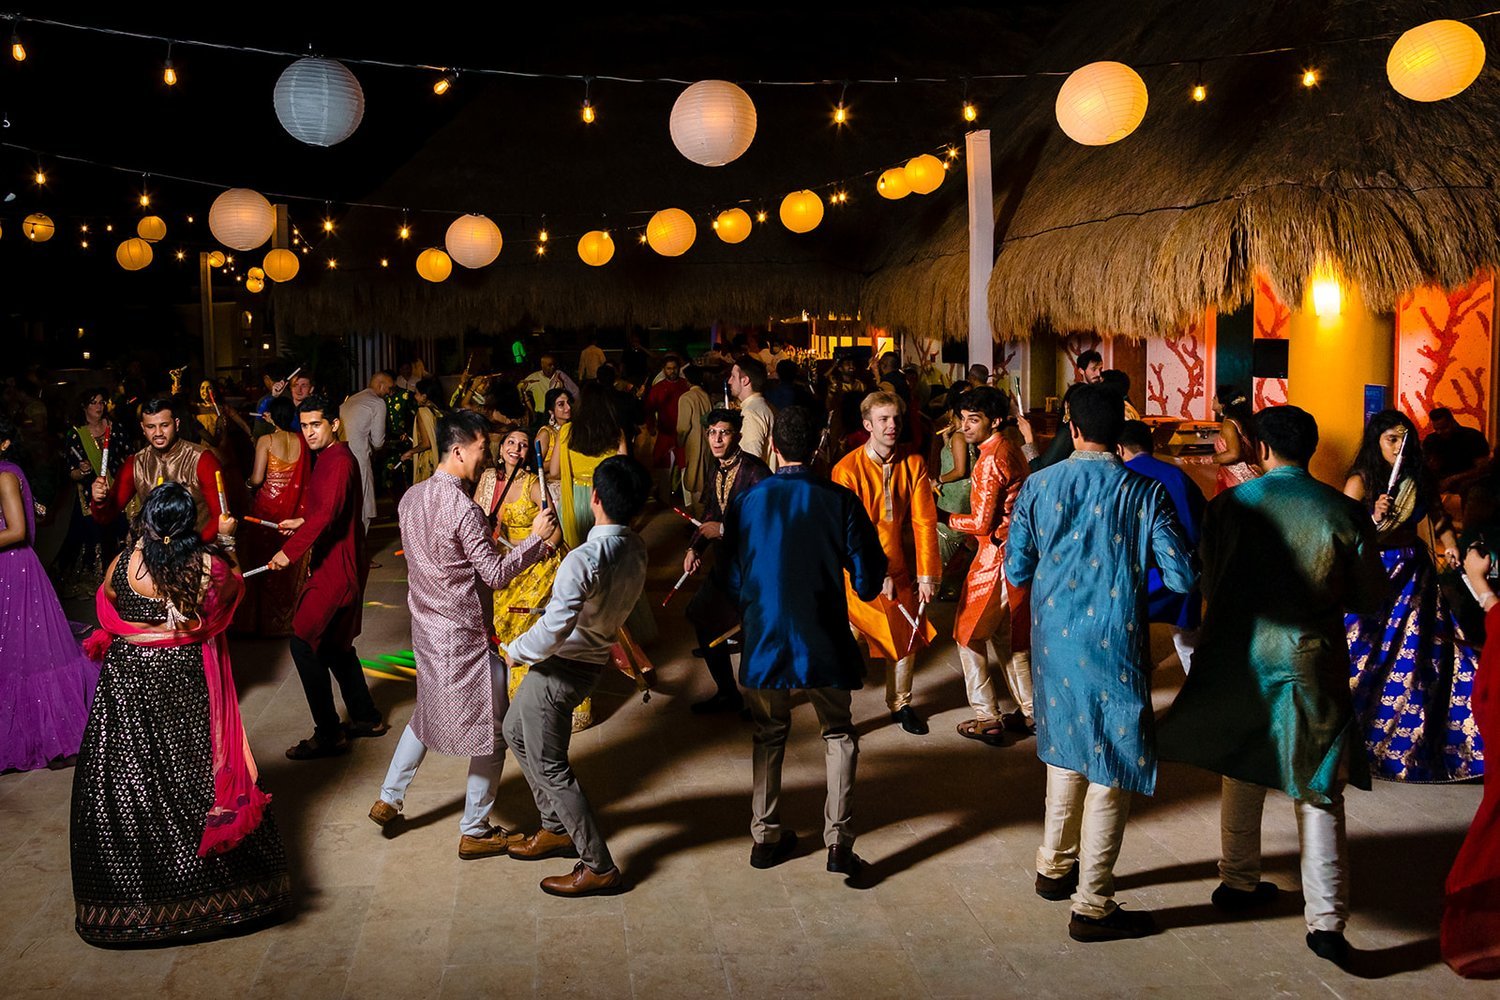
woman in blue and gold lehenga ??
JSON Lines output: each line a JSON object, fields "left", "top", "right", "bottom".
{"left": 1343, "top": 409, "right": 1484, "bottom": 783}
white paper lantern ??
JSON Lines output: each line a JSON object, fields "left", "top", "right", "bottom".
{"left": 263, "top": 248, "right": 299, "bottom": 282}
{"left": 715, "top": 208, "right": 752, "bottom": 244}
{"left": 273, "top": 57, "right": 365, "bottom": 147}
{"left": 577, "top": 230, "right": 615, "bottom": 267}
{"left": 416, "top": 247, "right": 453, "bottom": 283}
{"left": 1388, "top": 20, "right": 1486, "bottom": 102}
{"left": 116, "top": 237, "right": 153, "bottom": 271}
{"left": 779, "top": 190, "right": 824, "bottom": 234}
{"left": 209, "top": 188, "right": 276, "bottom": 251}
{"left": 1056, "top": 61, "right": 1149, "bottom": 145}
{"left": 445, "top": 214, "right": 503, "bottom": 268}
{"left": 646, "top": 209, "right": 697, "bottom": 257}
{"left": 669, "top": 80, "right": 757, "bottom": 167}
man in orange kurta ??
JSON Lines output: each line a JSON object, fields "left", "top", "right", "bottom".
{"left": 832, "top": 391, "right": 940, "bottom": 736}
{"left": 948, "top": 386, "right": 1033, "bottom": 744}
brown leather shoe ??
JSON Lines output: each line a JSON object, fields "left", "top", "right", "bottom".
{"left": 369, "top": 799, "right": 399, "bottom": 827}
{"left": 540, "top": 861, "right": 625, "bottom": 897}
{"left": 458, "top": 826, "right": 524, "bottom": 861}
{"left": 510, "top": 828, "right": 579, "bottom": 861}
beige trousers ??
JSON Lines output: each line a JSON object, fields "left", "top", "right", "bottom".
{"left": 1219, "top": 776, "right": 1349, "bottom": 933}
{"left": 745, "top": 688, "right": 858, "bottom": 849}
{"left": 1036, "top": 764, "right": 1133, "bottom": 919}
{"left": 884, "top": 655, "right": 917, "bottom": 712}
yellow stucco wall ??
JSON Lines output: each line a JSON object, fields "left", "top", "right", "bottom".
{"left": 1286, "top": 280, "right": 1394, "bottom": 487}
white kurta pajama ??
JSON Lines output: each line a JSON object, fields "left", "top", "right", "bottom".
{"left": 339, "top": 388, "right": 387, "bottom": 531}
{"left": 378, "top": 470, "right": 552, "bottom": 835}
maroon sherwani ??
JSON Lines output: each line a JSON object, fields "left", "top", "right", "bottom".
{"left": 645, "top": 376, "right": 690, "bottom": 467}
{"left": 281, "top": 442, "right": 365, "bottom": 648}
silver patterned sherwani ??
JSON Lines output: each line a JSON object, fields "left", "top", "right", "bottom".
{"left": 400, "top": 470, "right": 550, "bottom": 755}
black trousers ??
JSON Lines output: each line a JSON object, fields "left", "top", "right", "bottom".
{"left": 289, "top": 635, "right": 380, "bottom": 741}
{"left": 686, "top": 575, "right": 741, "bottom": 700}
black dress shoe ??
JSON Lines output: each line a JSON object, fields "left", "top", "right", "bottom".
{"left": 1211, "top": 881, "right": 1279, "bottom": 911}
{"left": 750, "top": 831, "right": 799, "bottom": 869}
{"left": 1068, "top": 905, "right": 1156, "bottom": 942}
{"left": 892, "top": 706, "right": 929, "bottom": 735}
{"left": 1035, "top": 862, "right": 1080, "bottom": 901}
{"left": 1306, "top": 930, "right": 1350, "bottom": 968}
{"left": 827, "top": 845, "right": 865, "bottom": 878}
{"left": 691, "top": 692, "right": 745, "bottom": 715}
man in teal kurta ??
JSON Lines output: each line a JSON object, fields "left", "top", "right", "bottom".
{"left": 1006, "top": 384, "right": 1196, "bottom": 942}
{"left": 1158, "top": 405, "right": 1386, "bottom": 968}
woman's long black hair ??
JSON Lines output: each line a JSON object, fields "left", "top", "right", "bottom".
{"left": 128, "top": 482, "right": 227, "bottom": 616}
{"left": 570, "top": 383, "right": 623, "bottom": 457}
{"left": 1347, "top": 409, "right": 1432, "bottom": 513}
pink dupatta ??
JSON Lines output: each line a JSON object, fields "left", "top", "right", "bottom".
{"left": 88, "top": 558, "right": 269, "bottom": 857}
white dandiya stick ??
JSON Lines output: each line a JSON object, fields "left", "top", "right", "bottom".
{"left": 241, "top": 564, "right": 271, "bottom": 578}
{"left": 904, "top": 600, "right": 929, "bottom": 656}
{"left": 661, "top": 570, "right": 691, "bottom": 607}
{"left": 214, "top": 470, "right": 230, "bottom": 516}
{"left": 1385, "top": 430, "right": 1409, "bottom": 496}
{"left": 708, "top": 624, "right": 741, "bottom": 648}
{"left": 895, "top": 602, "right": 920, "bottom": 629}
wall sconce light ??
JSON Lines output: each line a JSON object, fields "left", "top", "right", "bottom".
{"left": 1311, "top": 277, "right": 1342, "bottom": 317}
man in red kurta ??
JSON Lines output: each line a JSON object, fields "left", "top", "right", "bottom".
{"left": 268, "top": 395, "right": 385, "bottom": 759}
{"left": 948, "top": 386, "right": 1033, "bottom": 744}
{"left": 645, "top": 356, "right": 690, "bottom": 497}
{"left": 90, "top": 396, "right": 223, "bottom": 542}
{"left": 831, "top": 391, "right": 940, "bottom": 736}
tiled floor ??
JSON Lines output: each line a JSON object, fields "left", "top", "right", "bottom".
{"left": 1, "top": 510, "right": 1489, "bottom": 998}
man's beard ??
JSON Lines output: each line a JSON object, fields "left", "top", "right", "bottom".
{"left": 149, "top": 437, "right": 177, "bottom": 452}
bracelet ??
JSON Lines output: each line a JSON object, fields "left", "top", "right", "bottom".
{"left": 217, "top": 533, "right": 236, "bottom": 549}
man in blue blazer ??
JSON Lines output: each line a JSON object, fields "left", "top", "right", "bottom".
{"left": 723, "top": 405, "right": 887, "bottom": 881}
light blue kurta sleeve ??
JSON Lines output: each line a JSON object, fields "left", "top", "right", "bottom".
{"left": 1145, "top": 482, "right": 1197, "bottom": 597}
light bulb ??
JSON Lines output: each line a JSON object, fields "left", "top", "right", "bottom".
{"left": 434, "top": 74, "right": 454, "bottom": 96}
{"left": 10, "top": 28, "right": 24, "bottom": 63}
{"left": 582, "top": 101, "right": 596, "bottom": 124}
{"left": 638, "top": 233, "right": 648, "bottom": 244}
{"left": 398, "top": 224, "right": 410, "bottom": 239}
{"left": 33, "top": 169, "right": 45, "bottom": 185}
{"left": 80, "top": 223, "right": 88, "bottom": 233}
{"left": 1302, "top": 68, "right": 1318, "bottom": 88}
{"left": 539, "top": 228, "right": 549, "bottom": 243}
{"left": 1192, "top": 83, "right": 1206, "bottom": 102}
{"left": 186, "top": 214, "right": 194, "bottom": 223}
{"left": 323, "top": 218, "right": 334, "bottom": 233}
{"left": 380, "top": 258, "right": 389, "bottom": 268}
{"left": 164, "top": 61, "right": 177, "bottom": 86}
{"left": 326, "top": 258, "right": 337, "bottom": 269}
{"left": 833, "top": 103, "right": 848, "bottom": 125}
{"left": 756, "top": 210, "right": 767, "bottom": 223}
{"left": 104, "top": 223, "right": 113, "bottom": 232}
{"left": 535, "top": 244, "right": 546, "bottom": 256}
{"left": 139, "top": 193, "right": 151, "bottom": 207}
{"left": 80, "top": 239, "right": 89, "bottom": 248}
{"left": 301, "top": 247, "right": 309, "bottom": 254}
{"left": 962, "top": 101, "right": 977, "bottom": 122}
{"left": 946, "top": 146, "right": 959, "bottom": 159}
{"left": 175, "top": 250, "right": 185, "bottom": 261}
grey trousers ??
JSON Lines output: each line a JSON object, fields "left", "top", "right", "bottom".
{"left": 745, "top": 687, "right": 858, "bottom": 849}
{"left": 502, "top": 656, "right": 614, "bottom": 872}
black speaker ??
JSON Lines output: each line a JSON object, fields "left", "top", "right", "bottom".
{"left": 1251, "top": 339, "right": 1289, "bottom": 380}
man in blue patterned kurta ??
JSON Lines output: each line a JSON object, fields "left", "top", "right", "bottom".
{"left": 1006, "top": 384, "right": 1197, "bottom": 942}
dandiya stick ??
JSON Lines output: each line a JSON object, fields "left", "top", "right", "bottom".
{"left": 672, "top": 507, "right": 703, "bottom": 528}
{"left": 661, "top": 570, "right": 691, "bottom": 607}
{"left": 507, "top": 605, "right": 547, "bottom": 615}
{"left": 708, "top": 624, "right": 741, "bottom": 648}
{"left": 99, "top": 423, "right": 111, "bottom": 482}
{"left": 241, "top": 564, "right": 271, "bottom": 578}
{"left": 241, "top": 515, "right": 275, "bottom": 527}
{"left": 535, "top": 449, "right": 549, "bottom": 511}
{"left": 214, "top": 470, "right": 230, "bottom": 516}
{"left": 904, "top": 600, "right": 929, "bottom": 656}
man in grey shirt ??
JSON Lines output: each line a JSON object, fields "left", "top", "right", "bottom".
{"left": 339, "top": 371, "right": 393, "bottom": 532}
{"left": 501, "top": 455, "right": 651, "bottom": 897}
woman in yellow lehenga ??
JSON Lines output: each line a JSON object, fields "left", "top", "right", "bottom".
{"left": 474, "top": 428, "right": 588, "bottom": 730}
{"left": 549, "top": 383, "right": 628, "bottom": 549}
{"left": 403, "top": 377, "right": 442, "bottom": 484}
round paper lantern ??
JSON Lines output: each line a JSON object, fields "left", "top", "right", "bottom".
{"left": 247, "top": 266, "right": 265, "bottom": 281}
{"left": 116, "top": 237, "right": 153, "bottom": 271}
{"left": 22, "top": 212, "right": 54, "bottom": 242}
{"left": 136, "top": 215, "right": 167, "bottom": 242}
{"left": 778, "top": 190, "right": 824, "bottom": 234}
{"left": 246, "top": 275, "right": 265, "bottom": 293}
{"left": 1387, "top": 19, "right": 1486, "bottom": 102}
{"left": 263, "top": 247, "right": 299, "bottom": 282}
{"left": 416, "top": 247, "right": 453, "bottom": 283}
{"left": 715, "top": 208, "right": 751, "bottom": 244}
{"left": 1055, "top": 61, "right": 1149, "bottom": 145}
{"left": 207, "top": 250, "right": 227, "bottom": 269}
{"left": 577, "top": 230, "right": 615, "bottom": 267}
{"left": 669, "top": 80, "right": 757, "bottom": 167}
{"left": 273, "top": 57, "right": 365, "bottom": 147}
{"left": 209, "top": 188, "right": 275, "bottom": 251}
{"left": 646, "top": 208, "right": 697, "bottom": 257}
{"left": 877, "top": 168, "right": 911, "bottom": 200}
{"left": 904, "top": 155, "right": 945, "bottom": 195}
{"left": 445, "top": 214, "right": 502, "bottom": 269}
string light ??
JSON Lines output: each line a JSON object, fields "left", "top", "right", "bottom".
{"left": 80, "top": 223, "right": 88, "bottom": 233}
{"left": 539, "top": 227, "right": 548, "bottom": 243}
{"left": 398, "top": 211, "right": 410, "bottom": 240}
{"left": 962, "top": 101, "right": 977, "bottom": 122}
{"left": 175, "top": 249, "right": 185, "bottom": 261}
{"left": 104, "top": 223, "right": 113, "bottom": 232}
{"left": 1191, "top": 62, "right": 1206, "bottom": 102}
{"left": 756, "top": 210, "right": 767, "bottom": 223}
{"left": 581, "top": 77, "right": 595, "bottom": 124}
{"left": 10, "top": 20, "right": 24, "bottom": 62}
{"left": 379, "top": 257, "right": 389, "bottom": 267}
{"left": 33, "top": 168, "right": 45, "bottom": 186}
{"left": 322, "top": 217, "right": 335, "bottom": 233}
{"left": 1302, "top": 67, "right": 1319, "bottom": 88}
{"left": 535, "top": 244, "right": 546, "bottom": 256}
{"left": 945, "top": 146, "right": 959, "bottom": 160}
{"left": 326, "top": 258, "right": 337, "bottom": 269}
{"left": 139, "top": 192, "right": 151, "bottom": 207}
{"left": 80, "top": 239, "right": 89, "bottom": 248}
{"left": 433, "top": 71, "right": 455, "bottom": 96}
{"left": 163, "top": 43, "right": 177, "bottom": 86}
{"left": 638, "top": 232, "right": 648, "bottom": 244}
{"left": 833, "top": 81, "right": 849, "bottom": 127}
{"left": 186, "top": 214, "right": 194, "bottom": 223}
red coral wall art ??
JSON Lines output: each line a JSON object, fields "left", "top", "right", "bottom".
{"left": 1253, "top": 274, "right": 1291, "bottom": 409}
{"left": 1396, "top": 273, "right": 1493, "bottom": 433}
{"left": 1145, "top": 310, "right": 1216, "bottom": 419}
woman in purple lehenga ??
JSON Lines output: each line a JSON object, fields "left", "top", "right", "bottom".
{"left": 0, "top": 416, "right": 100, "bottom": 772}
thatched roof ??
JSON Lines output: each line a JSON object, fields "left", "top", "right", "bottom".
{"left": 269, "top": 10, "right": 1039, "bottom": 338}
{"left": 867, "top": 0, "right": 1500, "bottom": 342}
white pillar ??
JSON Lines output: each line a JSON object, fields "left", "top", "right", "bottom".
{"left": 965, "top": 129, "right": 995, "bottom": 373}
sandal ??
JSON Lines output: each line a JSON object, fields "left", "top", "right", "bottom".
{"left": 344, "top": 718, "right": 391, "bottom": 739}
{"left": 956, "top": 718, "right": 1008, "bottom": 747}
{"left": 285, "top": 735, "right": 350, "bottom": 760}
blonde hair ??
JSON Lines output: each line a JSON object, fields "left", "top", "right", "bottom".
{"left": 860, "top": 390, "right": 906, "bottom": 420}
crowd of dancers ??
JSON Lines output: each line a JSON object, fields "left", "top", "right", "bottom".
{"left": 0, "top": 339, "right": 1495, "bottom": 976}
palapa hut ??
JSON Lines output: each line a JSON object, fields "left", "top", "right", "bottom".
{"left": 868, "top": 0, "right": 1500, "bottom": 484}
